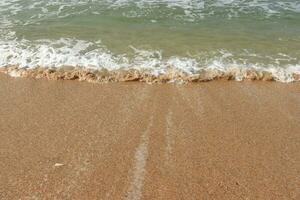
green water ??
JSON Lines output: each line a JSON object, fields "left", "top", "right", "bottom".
{"left": 0, "top": 0, "right": 300, "bottom": 79}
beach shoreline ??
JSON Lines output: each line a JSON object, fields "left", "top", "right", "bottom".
{"left": 1, "top": 65, "right": 300, "bottom": 84}
{"left": 0, "top": 73, "right": 299, "bottom": 199}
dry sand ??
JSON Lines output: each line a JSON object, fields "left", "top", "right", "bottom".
{"left": 0, "top": 74, "right": 299, "bottom": 200}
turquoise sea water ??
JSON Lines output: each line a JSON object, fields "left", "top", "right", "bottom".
{"left": 0, "top": 0, "right": 300, "bottom": 82}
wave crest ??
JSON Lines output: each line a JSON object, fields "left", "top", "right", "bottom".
{"left": 0, "top": 38, "right": 299, "bottom": 83}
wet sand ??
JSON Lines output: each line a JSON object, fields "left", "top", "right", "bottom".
{"left": 0, "top": 74, "right": 299, "bottom": 200}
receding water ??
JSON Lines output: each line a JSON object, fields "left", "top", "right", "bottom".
{"left": 1, "top": 0, "right": 300, "bottom": 82}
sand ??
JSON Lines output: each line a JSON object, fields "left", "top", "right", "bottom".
{"left": 0, "top": 74, "right": 299, "bottom": 200}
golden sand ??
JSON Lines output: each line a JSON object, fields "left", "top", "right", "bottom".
{"left": 0, "top": 73, "right": 299, "bottom": 199}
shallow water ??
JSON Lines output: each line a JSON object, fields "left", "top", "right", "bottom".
{"left": 0, "top": 0, "right": 300, "bottom": 82}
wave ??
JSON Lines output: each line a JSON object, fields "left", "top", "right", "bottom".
{"left": 0, "top": 0, "right": 299, "bottom": 27}
{"left": 0, "top": 37, "right": 299, "bottom": 83}
{"left": 2, "top": 65, "right": 300, "bottom": 84}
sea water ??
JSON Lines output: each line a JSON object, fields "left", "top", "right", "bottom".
{"left": 0, "top": 0, "right": 300, "bottom": 82}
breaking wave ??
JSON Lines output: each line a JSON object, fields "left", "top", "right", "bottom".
{"left": 0, "top": 37, "right": 299, "bottom": 83}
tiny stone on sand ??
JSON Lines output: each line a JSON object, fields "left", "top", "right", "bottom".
{"left": 54, "top": 163, "right": 64, "bottom": 167}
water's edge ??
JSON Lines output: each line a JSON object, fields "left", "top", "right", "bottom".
{"left": 2, "top": 65, "right": 299, "bottom": 84}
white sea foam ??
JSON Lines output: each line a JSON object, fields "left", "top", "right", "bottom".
{"left": 0, "top": 37, "right": 299, "bottom": 83}
{"left": 0, "top": 0, "right": 299, "bottom": 28}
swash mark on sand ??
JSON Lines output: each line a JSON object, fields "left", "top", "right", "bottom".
{"left": 125, "top": 117, "right": 153, "bottom": 200}
{"left": 165, "top": 109, "right": 173, "bottom": 164}
{"left": 177, "top": 85, "right": 205, "bottom": 117}
{"left": 104, "top": 86, "right": 150, "bottom": 200}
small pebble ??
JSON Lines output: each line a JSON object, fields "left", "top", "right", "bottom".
{"left": 54, "top": 163, "right": 64, "bottom": 167}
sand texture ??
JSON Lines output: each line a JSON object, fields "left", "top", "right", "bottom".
{"left": 0, "top": 74, "right": 299, "bottom": 199}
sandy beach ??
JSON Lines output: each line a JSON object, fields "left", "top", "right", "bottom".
{"left": 0, "top": 74, "right": 299, "bottom": 200}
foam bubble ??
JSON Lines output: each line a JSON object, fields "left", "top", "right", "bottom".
{"left": 0, "top": 0, "right": 299, "bottom": 29}
{"left": 0, "top": 37, "right": 299, "bottom": 83}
